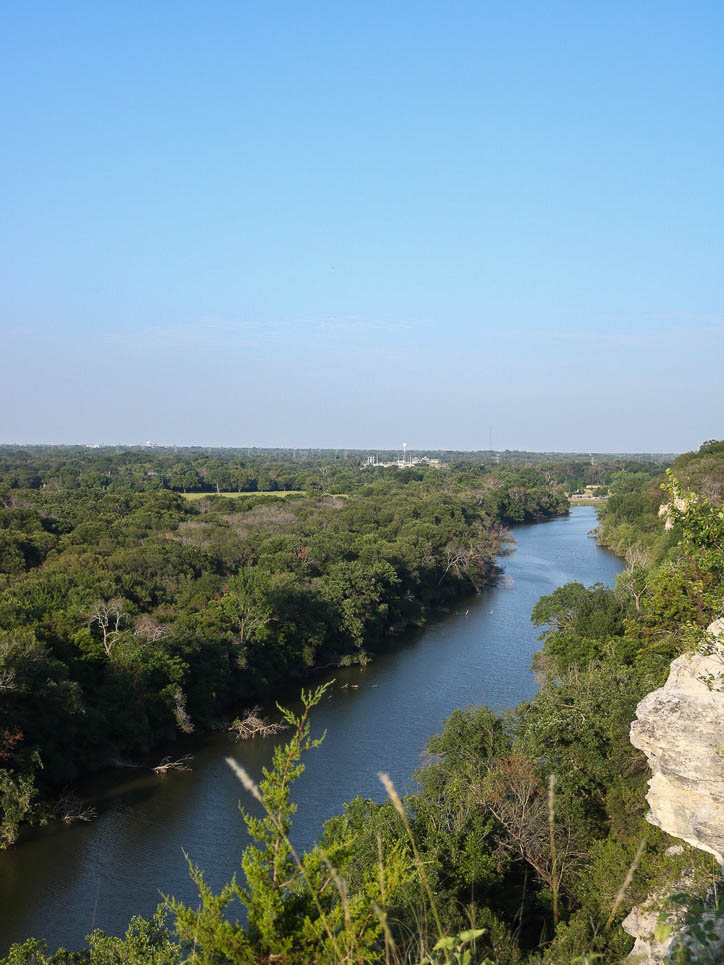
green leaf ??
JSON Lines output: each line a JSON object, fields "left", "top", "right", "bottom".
{"left": 432, "top": 936, "right": 458, "bottom": 951}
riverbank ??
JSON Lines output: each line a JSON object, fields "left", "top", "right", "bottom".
{"left": 5, "top": 502, "right": 568, "bottom": 847}
{"left": 1, "top": 473, "right": 573, "bottom": 857}
{"left": 0, "top": 507, "right": 622, "bottom": 953}
{"left": 4, "top": 547, "right": 512, "bottom": 852}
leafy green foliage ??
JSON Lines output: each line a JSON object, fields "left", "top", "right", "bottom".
{"left": 168, "top": 682, "right": 411, "bottom": 963}
{"left": 531, "top": 583, "right": 629, "bottom": 680}
{"left": 0, "top": 451, "right": 570, "bottom": 839}
{"left": 4, "top": 442, "right": 722, "bottom": 963}
{"left": 0, "top": 911, "right": 180, "bottom": 963}
{"left": 0, "top": 756, "right": 40, "bottom": 848}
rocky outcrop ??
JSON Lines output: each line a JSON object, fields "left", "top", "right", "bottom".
{"left": 623, "top": 904, "right": 670, "bottom": 963}
{"left": 623, "top": 620, "right": 724, "bottom": 961}
{"left": 629, "top": 620, "right": 724, "bottom": 865}
{"left": 622, "top": 847, "right": 687, "bottom": 964}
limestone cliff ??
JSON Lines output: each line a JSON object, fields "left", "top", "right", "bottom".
{"left": 629, "top": 619, "right": 724, "bottom": 865}
{"left": 623, "top": 619, "right": 723, "bottom": 961}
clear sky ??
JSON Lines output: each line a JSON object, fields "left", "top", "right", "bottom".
{"left": 2, "top": 1, "right": 722, "bottom": 452}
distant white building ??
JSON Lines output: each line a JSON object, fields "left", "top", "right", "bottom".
{"left": 364, "top": 444, "right": 442, "bottom": 470}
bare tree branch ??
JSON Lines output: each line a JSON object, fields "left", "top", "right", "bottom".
{"left": 475, "top": 756, "right": 583, "bottom": 925}
{"left": 229, "top": 706, "right": 287, "bottom": 741}
{"left": 133, "top": 614, "right": 169, "bottom": 643}
{"left": 617, "top": 544, "right": 653, "bottom": 613}
{"left": 89, "top": 598, "right": 128, "bottom": 656}
{"left": 152, "top": 754, "right": 193, "bottom": 774}
{"left": 173, "top": 689, "right": 195, "bottom": 734}
{"left": 55, "top": 790, "right": 97, "bottom": 824}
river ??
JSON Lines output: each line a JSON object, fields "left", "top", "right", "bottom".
{"left": 0, "top": 506, "right": 622, "bottom": 953}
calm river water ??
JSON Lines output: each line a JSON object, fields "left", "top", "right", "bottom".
{"left": 0, "top": 506, "right": 622, "bottom": 953}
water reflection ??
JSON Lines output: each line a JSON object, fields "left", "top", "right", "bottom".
{"left": 0, "top": 508, "right": 621, "bottom": 952}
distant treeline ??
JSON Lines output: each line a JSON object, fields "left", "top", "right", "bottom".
{"left": 0, "top": 445, "right": 668, "bottom": 496}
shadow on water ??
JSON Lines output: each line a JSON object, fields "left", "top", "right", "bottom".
{"left": 0, "top": 507, "right": 622, "bottom": 953}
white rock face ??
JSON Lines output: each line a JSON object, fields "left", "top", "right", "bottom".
{"left": 622, "top": 900, "right": 676, "bottom": 963}
{"left": 622, "top": 888, "right": 724, "bottom": 964}
{"left": 623, "top": 621, "right": 724, "bottom": 961}
{"left": 629, "top": 621, "right": 724, "bottom": 865}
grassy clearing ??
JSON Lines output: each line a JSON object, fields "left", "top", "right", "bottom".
{"left": 181, "top": 490, "right": 304, "bottom": 500}
{"left": 181, "top": 490, "right": 348, "bottom": 500}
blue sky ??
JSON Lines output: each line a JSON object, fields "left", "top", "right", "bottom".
{"left": 2, "top": 1, "right": 722, "bottom": 451}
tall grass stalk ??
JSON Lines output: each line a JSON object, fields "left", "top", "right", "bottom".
{"left": 548, "top": 774, "right": 559, "bottom": 927}
{"left": 603, "top": 836, "right": 647, "bottom": 933}
{"left": 376, "top": 832, "right": 395, "bottom": 965}
{"left": 372, "top": 903, "right": 399, "bottom": 965}
{"left": 319, "top": 847, "right": 363, "bottom": 964}
{"left": 378, "top": 771, "right": 449, "bottom": 963}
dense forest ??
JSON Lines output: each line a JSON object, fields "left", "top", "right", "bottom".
{"left": 2, "top": 442, "right": 722, "bottom": 963}
{"left": 0, "top": 446, "right": 665, "bottom": 497}
{"left": 0, "top": 450, "right": 572, "bottom": 849}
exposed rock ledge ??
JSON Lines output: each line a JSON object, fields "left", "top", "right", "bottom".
{"left": 622, "top": 847, "right": 688, "bottom": 964}
{"left": 629, "top": 619, "right": 724, "bottom": 865}
{"left": 623, "top": 619, "right": 723, "bottom": 962}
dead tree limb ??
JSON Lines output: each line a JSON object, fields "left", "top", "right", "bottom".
{"left": 229, "top": 706, "right": 287, "bottom": 741}
{"left": 56, "top": 791, "right": 97, "bottom": 824}
{"left": 152, "top": 754, "right": 193, "bottom": 774}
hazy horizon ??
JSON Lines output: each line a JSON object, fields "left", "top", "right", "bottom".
{"left": 0, "top": 421, "right": 718, "bottom": 457}
{"left": 0, "top": 439, "right": 687, "bottom": 457}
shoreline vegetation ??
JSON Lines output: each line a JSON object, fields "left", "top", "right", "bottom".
{"left": 2, "top": 442, "right": 722, "bottom": 963}
{"left": 1, "top": 448, "right": 582, "bottom": 851}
